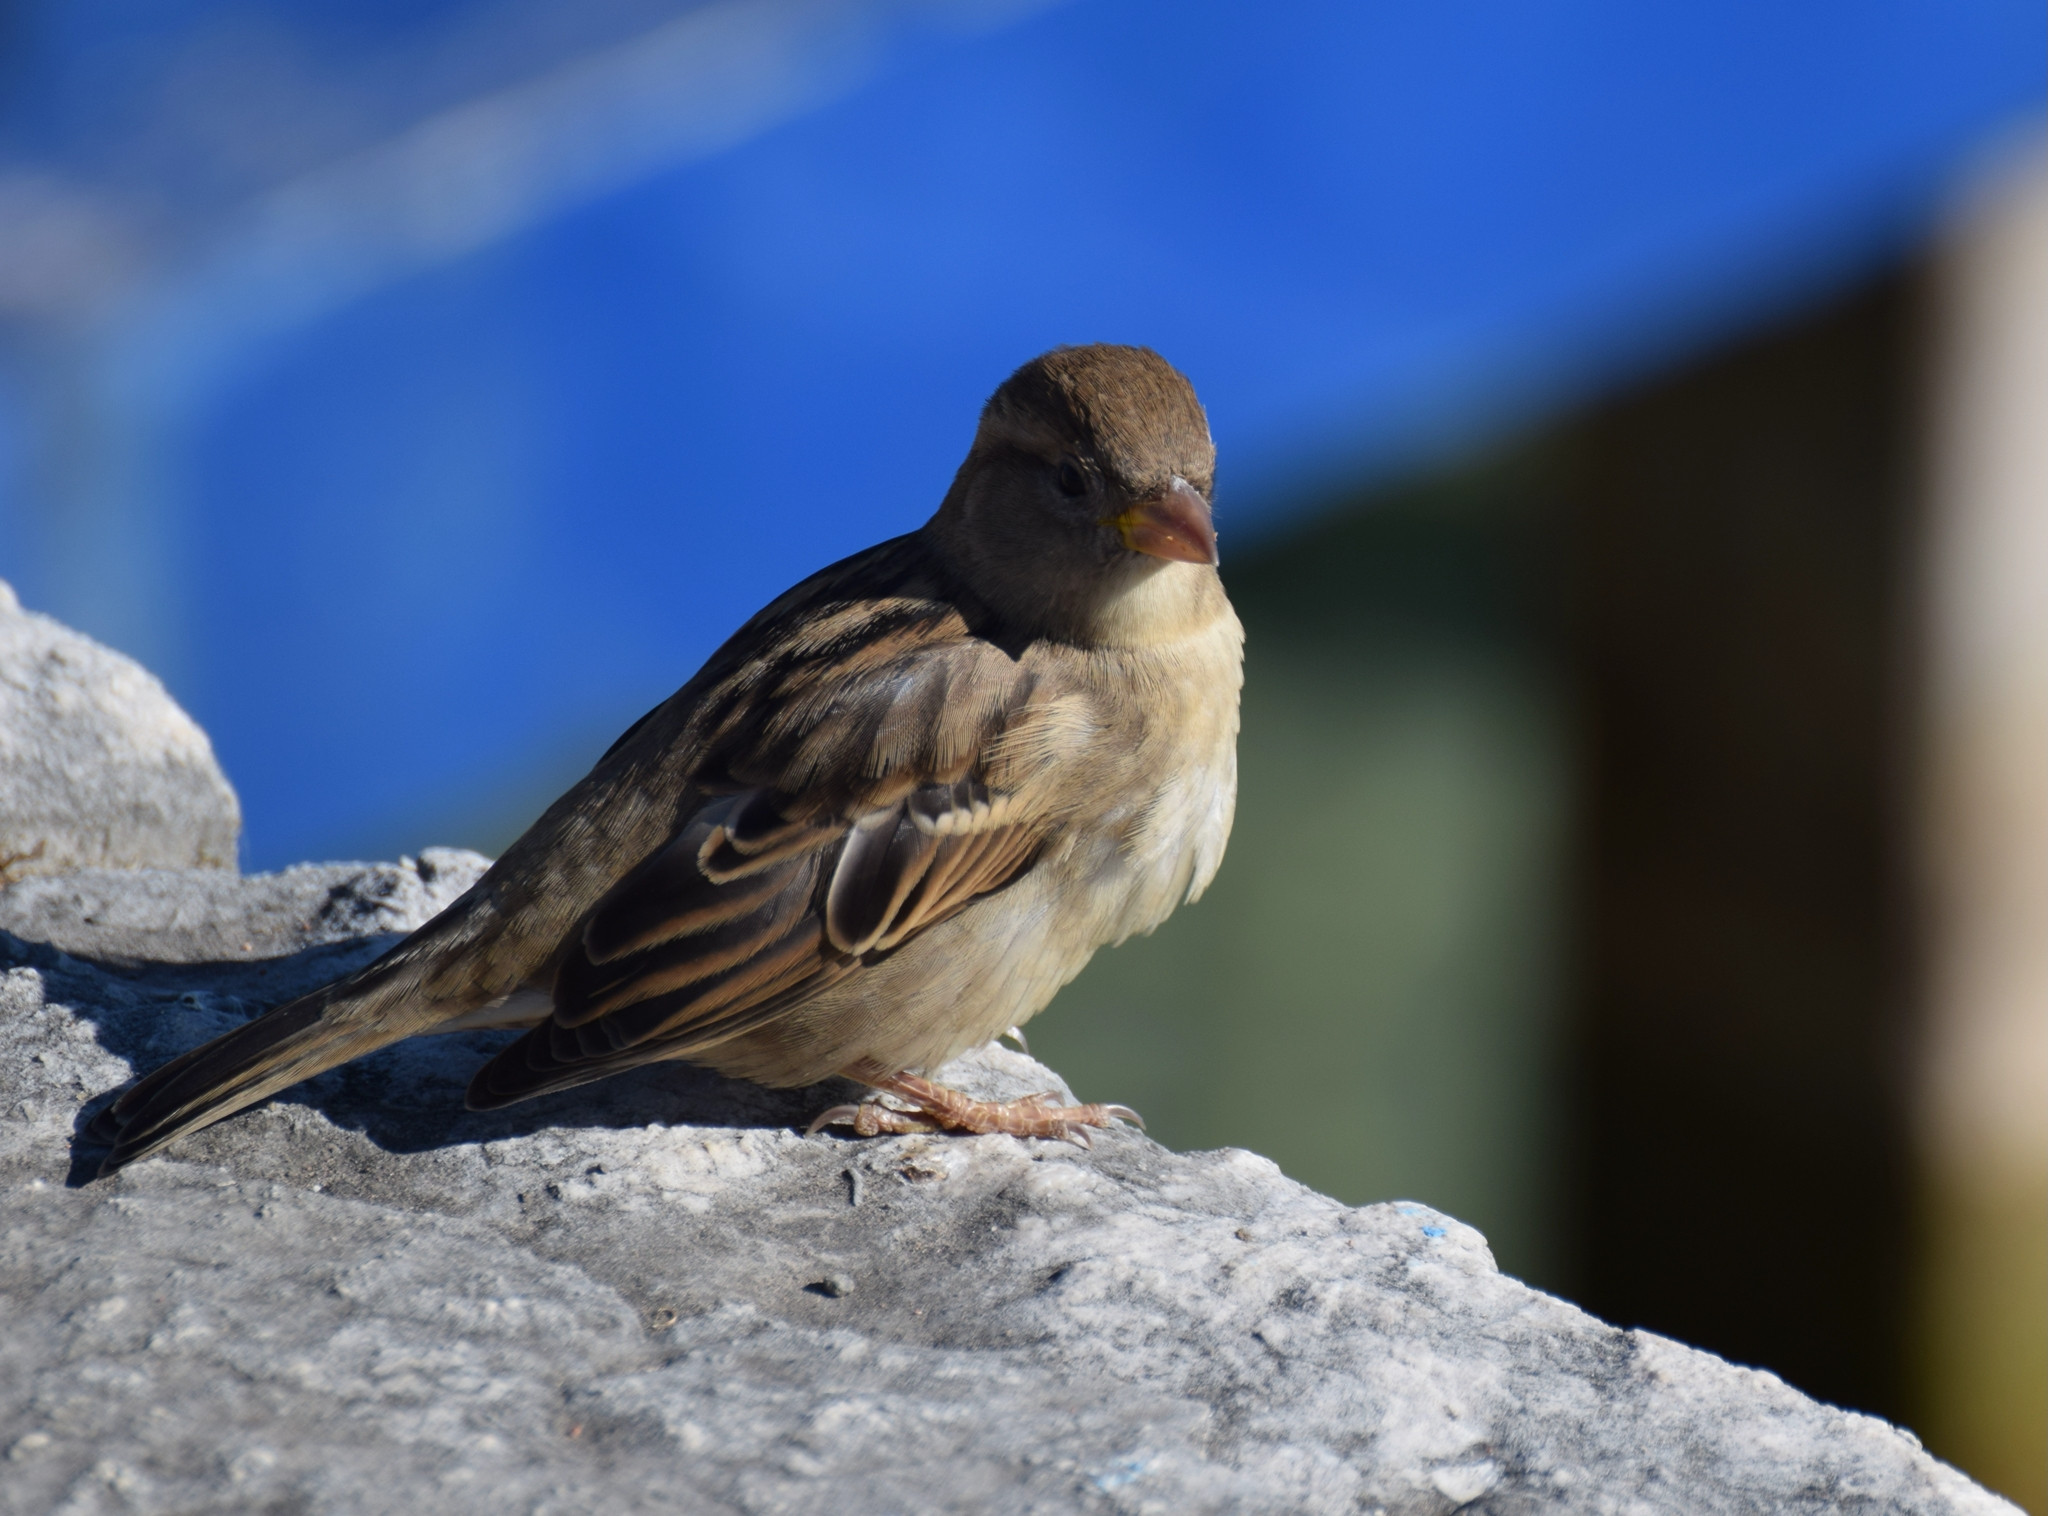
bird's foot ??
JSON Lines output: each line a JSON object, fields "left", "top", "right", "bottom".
{"left": 806, "top": 1071, "right": 1141, "bottom": 1147}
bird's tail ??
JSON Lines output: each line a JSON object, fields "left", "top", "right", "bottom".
{"left": 91, "top": 961, "right": 427, "bottom": 1177}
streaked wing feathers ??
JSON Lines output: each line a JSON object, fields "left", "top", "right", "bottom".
{"left": 468, "top": 583, "right": 1086, "bottom": 1110}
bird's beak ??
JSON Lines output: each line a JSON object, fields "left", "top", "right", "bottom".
{"left": 1111, "top": 476, "right": 1218, "bottom": 565}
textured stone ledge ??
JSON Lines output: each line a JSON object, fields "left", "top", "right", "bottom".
{"left": 0, "top": 864, "right": 2011, "bottom": 1515}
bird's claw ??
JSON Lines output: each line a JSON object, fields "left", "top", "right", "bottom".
{"left": 805, "top": 1073, "right": 1143, "bottom": 1146}
{"left": 1045, "top": 1102, "right": 1143, "bottom": 1146}
{"left": 806, "top": 1100, "right": 941, "bottom": 1137}
{"left": 805, "top": 1103, "right": 863, "bottom": 1137}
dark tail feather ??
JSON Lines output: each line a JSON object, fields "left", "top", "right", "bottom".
{"left": 95, "top": 981, "right": 403, "bottom": 1176}
{"left": 465, "top": 1023, "right": 643, "bottom": 1110}
{"left": 464, "top": 982, "right": 820, "bottom": 1111}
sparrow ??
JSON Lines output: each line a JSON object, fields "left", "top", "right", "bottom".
{"left": 92, "top": 344, "right": 1242, "bottom": 1174}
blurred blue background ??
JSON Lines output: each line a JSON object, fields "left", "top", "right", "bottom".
{"left": 0, "top": 0, "right": 2037, "bottom": 868}
{"left": 0, "top": 4, "right": 2043, "bottom": 1495}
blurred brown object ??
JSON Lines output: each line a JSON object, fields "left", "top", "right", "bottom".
{"left": 1570, "top": 257, "right": 1921, "bottom": 1426}
{"left": 1569, "top": 138, "right": 2048, "bottom": 1513}
{"left": 1912, "top": 141, "right": 2048, "bottom": 1516}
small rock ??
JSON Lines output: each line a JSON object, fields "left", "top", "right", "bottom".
{"left": 0, "top": 580, "right": 240, "bottom": 883}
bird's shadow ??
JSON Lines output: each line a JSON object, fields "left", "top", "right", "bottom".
{"left": 7, "top": 932, "right": 858, "bottom": 1187}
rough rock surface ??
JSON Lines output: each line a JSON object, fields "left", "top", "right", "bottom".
{"left": 0, "top": 847, "right": 490, "bottom": 964}
{"left": 0, "top": 581, "right": 240, "bottom": 884}
{"left": 0, "top": 867, "right": 2009, "bottom": 1515}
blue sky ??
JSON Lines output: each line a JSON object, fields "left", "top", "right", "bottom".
{"left": 0, "top": 0, "right": 2039, "bottom": 865}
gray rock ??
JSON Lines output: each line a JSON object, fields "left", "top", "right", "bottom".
{"left": 0, "top": 847, "right": 490, "bottom": 964}
{"left": 0, "top": 580, "right": 241, "bottom": 883}
{"left": 0, "top": 867, "right": 2013, "bottom": 1516}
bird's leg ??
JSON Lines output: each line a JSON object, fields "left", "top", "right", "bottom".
{"left": 807, "top": 1071, "right": 1141, "bottom": 1146}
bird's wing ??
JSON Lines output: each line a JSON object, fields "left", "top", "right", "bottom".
{"left": 467, "top": 605, "right": 1098, "bottom": 1108}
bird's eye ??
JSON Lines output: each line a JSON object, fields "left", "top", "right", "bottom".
{"left": 1055, "top": 459, "right": 1087, "bottom": 497}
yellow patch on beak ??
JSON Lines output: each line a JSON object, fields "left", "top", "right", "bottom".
{"left": 1110, "top": 476, "right": 1218, "bottom": 565}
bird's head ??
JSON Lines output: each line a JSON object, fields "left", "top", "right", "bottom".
{"left": 931, "top": 344, "right": 1222, "bottom": 646}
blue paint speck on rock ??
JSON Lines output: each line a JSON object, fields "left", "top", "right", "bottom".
{"left": 1093, "top": 1455, "right": 1151, "bottom": 1492}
